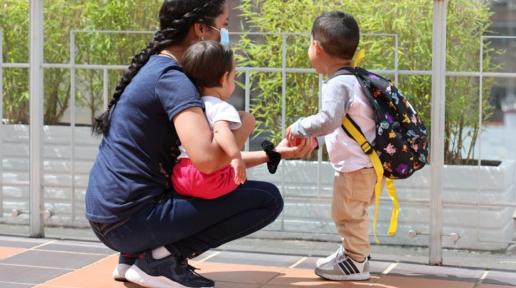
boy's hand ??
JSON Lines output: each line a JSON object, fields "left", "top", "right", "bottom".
{"left": 309, "top": 137, "right": 319, "bottom": 150}
{"left": 275, "top": 137, "right": 316, "bottom": 159}
{"left": 231, "top": 158, "right": 247, "bottom": 185}
{"left": 286, "top": 126, "right": 302, "bottom": 146}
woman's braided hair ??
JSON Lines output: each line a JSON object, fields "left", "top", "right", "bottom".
{"left": 92, "top": 0, "right": 226, "bottom": 136}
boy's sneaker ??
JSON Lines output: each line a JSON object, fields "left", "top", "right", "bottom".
{"left": 113, "top": 253, "right": 137, "bottom": 282}
{"left": 125, "top": 251, "right": 214, "bottom": 288}
{"left": 315, "top": 247, "right": 370, "bottom": 281}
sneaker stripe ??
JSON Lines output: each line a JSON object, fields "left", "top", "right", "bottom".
{"left": 343, "top": 261, "right": 357, "bottom": 274}
{"left": 337, "top": 262, "right": 351, "bottom": 275}
{"left": 345, "top": 258, "right": 360, "bottom": 274}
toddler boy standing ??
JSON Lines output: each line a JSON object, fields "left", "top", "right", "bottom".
{"left": 287, "top": 11, "right": 374, "bottom": 281}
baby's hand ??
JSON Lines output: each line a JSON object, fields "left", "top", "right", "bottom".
{"left": 231, "top": 158, "right": 247, "bottom": 185}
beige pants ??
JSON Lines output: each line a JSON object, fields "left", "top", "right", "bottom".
{"left": 332, "top": 168, "right": 376, "bottom": 262}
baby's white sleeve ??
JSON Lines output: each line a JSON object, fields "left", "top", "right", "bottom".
{"left": 210, "top": 102, "right": 242, "bottom": 130}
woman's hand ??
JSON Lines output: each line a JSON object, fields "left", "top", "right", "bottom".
{"left": 275, "top": 137, "right": 317, "bottom": 159}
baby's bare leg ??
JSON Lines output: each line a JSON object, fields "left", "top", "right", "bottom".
{"left": 233, "top": 111, "right": 256, "bottom": 149}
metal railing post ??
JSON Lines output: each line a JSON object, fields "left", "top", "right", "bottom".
{"left": 394, "top": 34, "right": 399, "bottom": 86}
{"left": 479, "top": 37, "right": 485, "bottom": 167}
{"left": 279, "top": 33, "right": 287, "bottom": 231}
{"left": 29, "top": 0, "right": 44, "bottom": 237}
{"left": 244, "top": 71, "right": 250, "bottom": 152}
{"left": 0, "top": 30, "right": 3, "bottom": 218}
{"left": 316, "top": 74, "right": 323, "bottom": 196}
{"left": 70, "top": 31, "right": 77, "bottom": 221}
{"left": 429, "top": 0, "right": 447, "bottom": 265}
{"left": 281, "top": 33, "right": 287, "bottom": 139}
{"left": 103, "top": 68, "right": 109, "bottom": 110}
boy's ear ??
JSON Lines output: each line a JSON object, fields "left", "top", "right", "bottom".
{"left": 313, "top": 40, "right": 323, "bottom": 55}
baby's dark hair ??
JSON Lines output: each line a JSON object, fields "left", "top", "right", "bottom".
{"left": 181, "top": 40, "right": 234, "bottom": 89}
{"left": 311, "top": 11, "right": 360, "bottom": 60}
{"left": 92, "top": 0, "right": 227, "bottom": 136}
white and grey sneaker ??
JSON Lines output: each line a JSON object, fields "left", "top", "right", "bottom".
{"left": 113, "top": 263, "right": 132, "bottom": 281}
{"left": 113, "top": 253, "right": 137, "bottom": 282}
{"left": 315, "top": 247, "right": 370, "bottom": 281}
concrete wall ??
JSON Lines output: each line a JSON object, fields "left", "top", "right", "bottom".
{"left": 0, "top": 124, "right": 514, "bottom": 250}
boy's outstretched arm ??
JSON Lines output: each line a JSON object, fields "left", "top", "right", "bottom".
{"left": 289, "top": 81, "right": 352, "bottom": 138}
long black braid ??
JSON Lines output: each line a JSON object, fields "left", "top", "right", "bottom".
{"left": 92, "top": 0, "right": 226, "bottom": 136}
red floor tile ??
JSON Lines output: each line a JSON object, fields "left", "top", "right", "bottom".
{"left": 266, "top": 267, "right": 373, "bottom": 287}
{"left": 0, "top": 247, "right": 26, "bottom": 260}
{"left": 368, "top": 274, "right": 476, "bottom": 288}
{"left": 192, "top": 261, "right": 282, "bottom": 284}
{"left": 34, "top": 254, "right": 138, "bottom": 288}
{"left": 32, "top": 255, "right": 486, "bottom": 288}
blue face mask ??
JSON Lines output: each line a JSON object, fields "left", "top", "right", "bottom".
{"left": 219, "top": 28, "right": 230, "bottom": 46}
{"left": 211, "top": 26, "right": 230, "bottom": 46}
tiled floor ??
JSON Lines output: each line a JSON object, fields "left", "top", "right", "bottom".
{"left": 0, "top": 235, "right": 515, "bottom": 288}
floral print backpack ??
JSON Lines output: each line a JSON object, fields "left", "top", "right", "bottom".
{"left": 334, "top": 67, "right": 429, "bottom": 241}
{"left": 336, "top": 67, "right": 429, "bottom": 179}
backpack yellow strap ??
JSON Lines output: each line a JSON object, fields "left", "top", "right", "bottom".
{"left": 342, "top": 117, "right": 399, "bottom": 243}
{"left": 385, "top": 178, "right": 399, "bottom": 236}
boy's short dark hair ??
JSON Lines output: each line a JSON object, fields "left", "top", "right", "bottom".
{"left": 181, "top": 40, "right": 234, "bottom": 88}
{"left": 311, "top": 11, "right": 360, "bottom": 60}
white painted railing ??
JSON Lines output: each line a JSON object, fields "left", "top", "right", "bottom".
{"left": 0, "top": 29, "right": 515, "bottom": 253}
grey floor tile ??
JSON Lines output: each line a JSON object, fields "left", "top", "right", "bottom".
{"left": 0, "top": 238, "right": 49, "bottom": 249}
{"left": 483, "top": 271, "right": 516, "bottom": 286}
{"left": 208, "top": 251, "right": 302, "bottom": 267}
{"left": 37, "top": 242, "right": 114, "bottom": 255}
{"left": 390, "top": 262, "right": 483, "bottom": 282}
{"left": 192, "top": 251, "right": 219, "bottom": 262}
{"left": 0, "top": 264, "right": 69, "bottom": 285}
{"left": 293, "top": 257, "right": 317, "bottom": 269}
{"left": 52, "top": 239, "right": 111, "bottom": 249}
{"left": 1, "top": 250, "right": 105, "bottom": 269}
{"left": 0, "top": 281, "right": 33, "bottom": 288}
{"left": 369, "top": 260, "right": 395, "bottom": 274}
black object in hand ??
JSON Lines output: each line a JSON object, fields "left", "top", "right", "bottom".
{"left": 261, "top": 140, "right": 281, "bottom": 174}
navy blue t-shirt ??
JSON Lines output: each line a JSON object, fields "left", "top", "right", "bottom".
{"left": 85, "top": 55, "right": 203, "bottom": 223}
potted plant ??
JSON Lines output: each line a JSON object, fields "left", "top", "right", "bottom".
{"left": 0, "top": 0, "right": 162, "bottom": 225}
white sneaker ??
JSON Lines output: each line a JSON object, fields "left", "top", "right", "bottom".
{"left": 113, "top": 253, "right": 137, "bottom": 282}
{"left": 316, "top": 246, "right": 343, "bottom": 268}
{"left": 113, "top": 263, "right": 131, "bottom": 281}
{"left": 314, "top": 247, "right": 370, "bottom": 281}
{"left": 125, "top": 251, "right": 214, "bottom": 288}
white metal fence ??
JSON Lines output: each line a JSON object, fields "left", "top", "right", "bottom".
{"left": 1, "top": 23, "right": 515, "bottom": 261}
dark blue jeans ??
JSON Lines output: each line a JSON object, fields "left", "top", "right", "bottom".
{"left": 90, "top": 180, "right": 283, "bottom": 258}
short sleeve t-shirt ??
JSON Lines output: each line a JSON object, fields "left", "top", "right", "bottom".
{"left": 177, "top": 96, "right": 241, "bottom": 159}
{"left": 85, "top": 55, "right": 203, "bottom": 223}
